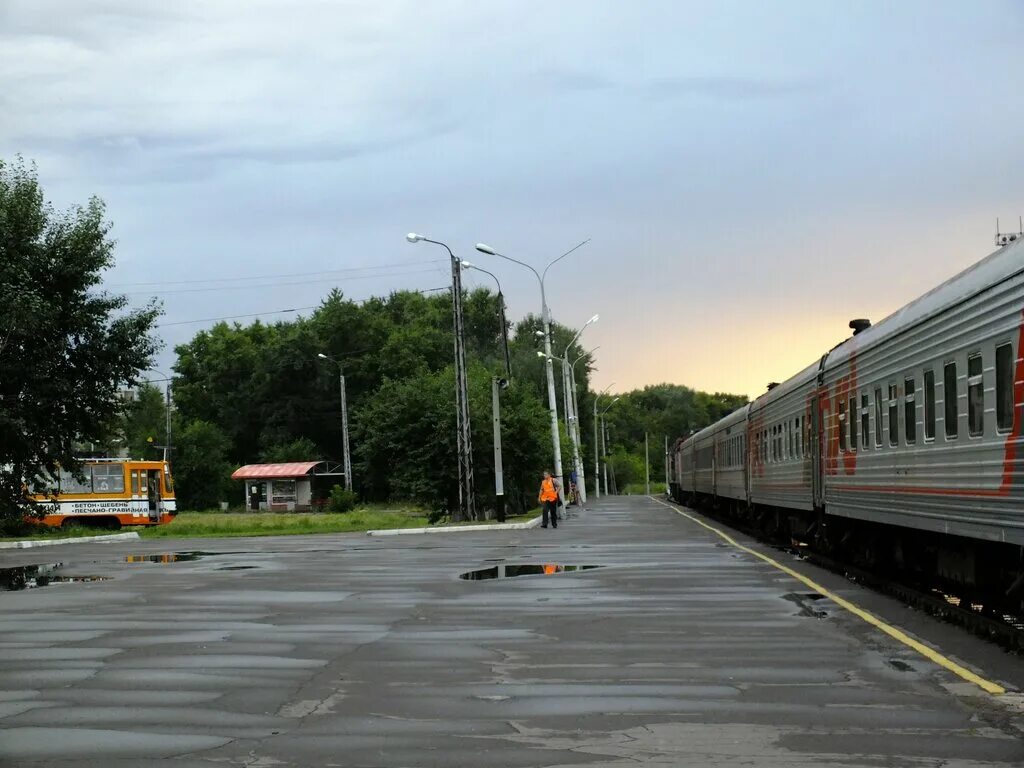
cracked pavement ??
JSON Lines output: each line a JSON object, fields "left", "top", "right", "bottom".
{"left": 1, "top": 495, "right": 1023, "bottom": 766}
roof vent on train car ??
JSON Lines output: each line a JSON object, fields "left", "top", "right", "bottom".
{"left": 766, "top": 382, "right": 780, "bottom": 391}
{"left": 995, "top": 217, "right": 1023, "bottom": 247}
{"left": 849, "top": 319, "right": 871, "bottom": 335}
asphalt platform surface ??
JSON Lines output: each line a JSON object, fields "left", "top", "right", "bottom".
{"left": 2, "top": 495, "right": 1023, "bottom": 767}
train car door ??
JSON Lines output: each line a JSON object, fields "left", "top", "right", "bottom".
{"left": 147, "top": 471, "right": 161, "bottom": 522}
{"left": 811, "top": 353, "right": 829, "bottom": 509}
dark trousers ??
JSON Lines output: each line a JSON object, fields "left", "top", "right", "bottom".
{"left": 542, "top": 500, "right": 558, "bottom": 527}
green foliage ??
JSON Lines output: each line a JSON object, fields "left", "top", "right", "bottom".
{"left": 174, "top": 420, "right": 235, "bottom": 510}
{"left": 260, "top": 437, "right": 320, "bottom": 463}
{"left": 328, "top": 485, "right": 358, "bottom": 513}
{"left": 608, "top": 448, "right": 646, "bottom": 487}
{"left": 601, "top": 384, "right": 747, "bottom": 484}
{"left": 0, "top": 157, "right": 161, "bottom": 520}
{"left": 123, "top": 383, "right": 167, "bottom": 459}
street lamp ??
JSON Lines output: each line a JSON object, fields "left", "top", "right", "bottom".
{"left": 461, "top": 260, "right": 511, "bottom": 378}
{"left": 560, "top": 314, "right": 598, "bottom": 505}
{"left": 317, "top": 353, "right": 353, "bottom": 492}
{"left": 600, "top": 395, "right": 621, "bottom": 495}
{"left": 593, "top": 382, "right": 614, "bottom": 499}
{"left": 475, "top": 238, "right": 590, "bottom": 508}
{"left": 568, "top": 345, "right": 598, "bottom": 501}
{"left": 408, "top": 233, "right": 475, "bottom": 521}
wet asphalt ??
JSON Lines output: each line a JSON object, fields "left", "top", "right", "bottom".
{"left": 1, "top": 495, "right": 1023, "bottom": 767}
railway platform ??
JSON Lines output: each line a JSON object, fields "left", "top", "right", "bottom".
{"left": 1, "top": 494, "right": 1023, "bottom": 766}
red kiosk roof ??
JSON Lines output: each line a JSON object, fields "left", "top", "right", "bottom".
{"left": 231, "top": 462, "right": 321, "bottom": 480}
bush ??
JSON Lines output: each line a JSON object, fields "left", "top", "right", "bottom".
{"left": 329, "top": 485, "right": 358, "bottom": 513}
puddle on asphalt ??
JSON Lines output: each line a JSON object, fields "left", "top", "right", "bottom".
{"left": 125, "top": 553, "right": 203, "bottom": 564}
{"left": 0, "top": 563, "right": 111, "bottom": 591}
{"left": 782, "top": 592, "right": 830, "bottom": 618}
{"left": 460, "top": 564, "right": 603, "bottom": 580}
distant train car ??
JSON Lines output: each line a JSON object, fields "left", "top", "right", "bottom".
{"left": 711, "top": 404, "right": 749, "bottom": 507}
{"left": 29, "top": 459, "right": 177, "bottom": 529}
{"left": 669, "top": 236, "right": 1024, "bottom": 597}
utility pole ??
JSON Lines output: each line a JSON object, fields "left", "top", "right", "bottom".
{"left": 593, "top": 401, "right": 601, "bottom": 500}
{"left": 664, "top": 435, "right": 669, "bottom": 493}
{"left": 339, "top": 371, "right": 352, "bottom": 491}
{"left": 408, "top": 234, "right": 476, "bottom": 522}
{"left": 317, "top": 353, "right": 353, "bottom": 492}
{"left": 450, "top": 252, "right": 475, "bottom": 521}
{"left": 492, "top": 377, "right": 506, "bottom": 522}
{"left": 644, "top": 432, "right": 650, "bottom": 495}
{"left": 164, "top": 383, "right": 171, "bottom": 464}
{"left": 601, "top": 414, "right": 609, "bottom": 495}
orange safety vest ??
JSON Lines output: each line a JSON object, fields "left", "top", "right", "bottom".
{"left": 539, "top": 478, "right": 558, "bottom": 502}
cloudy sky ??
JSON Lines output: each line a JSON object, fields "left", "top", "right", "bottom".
{"left": 2, "top": 1, "right": 1023, "bottom": 399}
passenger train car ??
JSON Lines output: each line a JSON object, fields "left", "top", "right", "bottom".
{"left": 28, "top": 459, "right": 177, "bottom": 529}
{"left": 669, "top": 237, "right": 1024, "bottom": 599}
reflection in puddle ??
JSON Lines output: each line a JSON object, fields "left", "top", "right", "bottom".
{"left": 460, "top": 564, "right": 603, "bottom": 580}
{"left": 125, "top": 553, "right": 202, "bottom": 564}
{"left": 0, "top": 563, "right": 111, "bottom": 591}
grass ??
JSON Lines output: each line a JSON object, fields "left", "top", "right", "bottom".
{"left": 0, "top": 504, "right": 542, "bottom": 542}
{"left": 620, "top": 482, "right": 668, "bottom": 496}
{"left": 139, "top": 505, "right": 427, "bottom": 539}
{"left": 138, "top": 504, "right": 539, "bottom": 539}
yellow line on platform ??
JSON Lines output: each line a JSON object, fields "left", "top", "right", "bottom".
{"left": 649, "top": 496, "right": 1006, "bottom": 696}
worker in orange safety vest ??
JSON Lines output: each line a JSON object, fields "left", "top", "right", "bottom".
{"left": 538, "top": 470, "right": 559, "bottom": 529}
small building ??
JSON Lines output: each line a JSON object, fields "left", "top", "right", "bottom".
{"left": 231, "top": 461, "right": 344, "bottom": 512}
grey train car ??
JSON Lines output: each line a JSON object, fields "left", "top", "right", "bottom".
{"left": 669, "top": 237, "right": 1024, "bottom": 598}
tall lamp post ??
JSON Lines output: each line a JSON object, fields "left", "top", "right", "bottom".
{"left": 407, "top": 233, "right": 475, "bottom": 521}
{"left": 593, "top": 382, "right": 614, "bottom": 499}
{"left": 460, "top": 259, "right": 512, "bottom": 522}
{"left": 475, "top": 239, "right": 590, "bottom": 508}
{"left": 316, "top": 353, "right": 353, "bottom": 492}
{"left": 562, "top": 314, "right": 598, "bottom": 504}
{"left": 600, "top": 396, "right": 621, "bottom": 495}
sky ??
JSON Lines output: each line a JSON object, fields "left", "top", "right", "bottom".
{"left": 2, "top": 0, "right": 1023, "bottom": 400}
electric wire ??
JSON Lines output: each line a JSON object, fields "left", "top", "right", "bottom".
{"left": 107, "top": 258, "right": 446, "bottom": 288}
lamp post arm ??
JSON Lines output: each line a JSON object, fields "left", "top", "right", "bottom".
{"left": 419, "top": 237, "right": 456, "bottom": 262}
{"left": 541, "top": 238, "right": 590, "bottom": 283}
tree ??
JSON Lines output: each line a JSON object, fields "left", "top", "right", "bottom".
{"left": 0, "top": 157, "right": 160, "bottom": 520}
{"left": 174, "top": 420, "right": 235, "bottom": 510}
{"left": 260, "top": 437, "right": 320, "bottom": 463}
{"left": 122, "top": 383, "right": 167, "bottom": 460}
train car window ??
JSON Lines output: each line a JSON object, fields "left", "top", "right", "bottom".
{"left": 794, "top": 418, "right": 800, "bottom": 458}
{"left": 923, "top": 370, "right": 935, "bottom": 440}
{"left": 996, "top": 343, "right": 1014, "bottom": 432}
{"left": 968, "top": 353, "right": 983, "bottom": 437}
{"left": 849, "top": 396, "right": 858, "bottom": 451}
{"left": 860, "top": 394, "right": 869, "bottom": 448}
{"left": 944, "top": 361, "right": 958, "bottom": 439}
{"left": 904, "top": 378, "right": 916, "bottom": 444}
{"left": 874, "top": 388, "right": 883, "bottom": 446}
{"left": 838, "top": 400, "right": 846, "bottom": 451}
{"left": 58, "top": 469, "right": 93, "bottom": 494}
{"left": 888, "top": 384, "right": 899, "bottom": 447}
{"left": 92, "top": 464, "right": 125, "bottom": 493}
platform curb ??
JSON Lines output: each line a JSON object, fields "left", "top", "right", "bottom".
{"left": 367, "top": 516, "right": 542, "bottom": 536}
{"left": 0, "top": 531, "right": 141, "bottom": 550}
